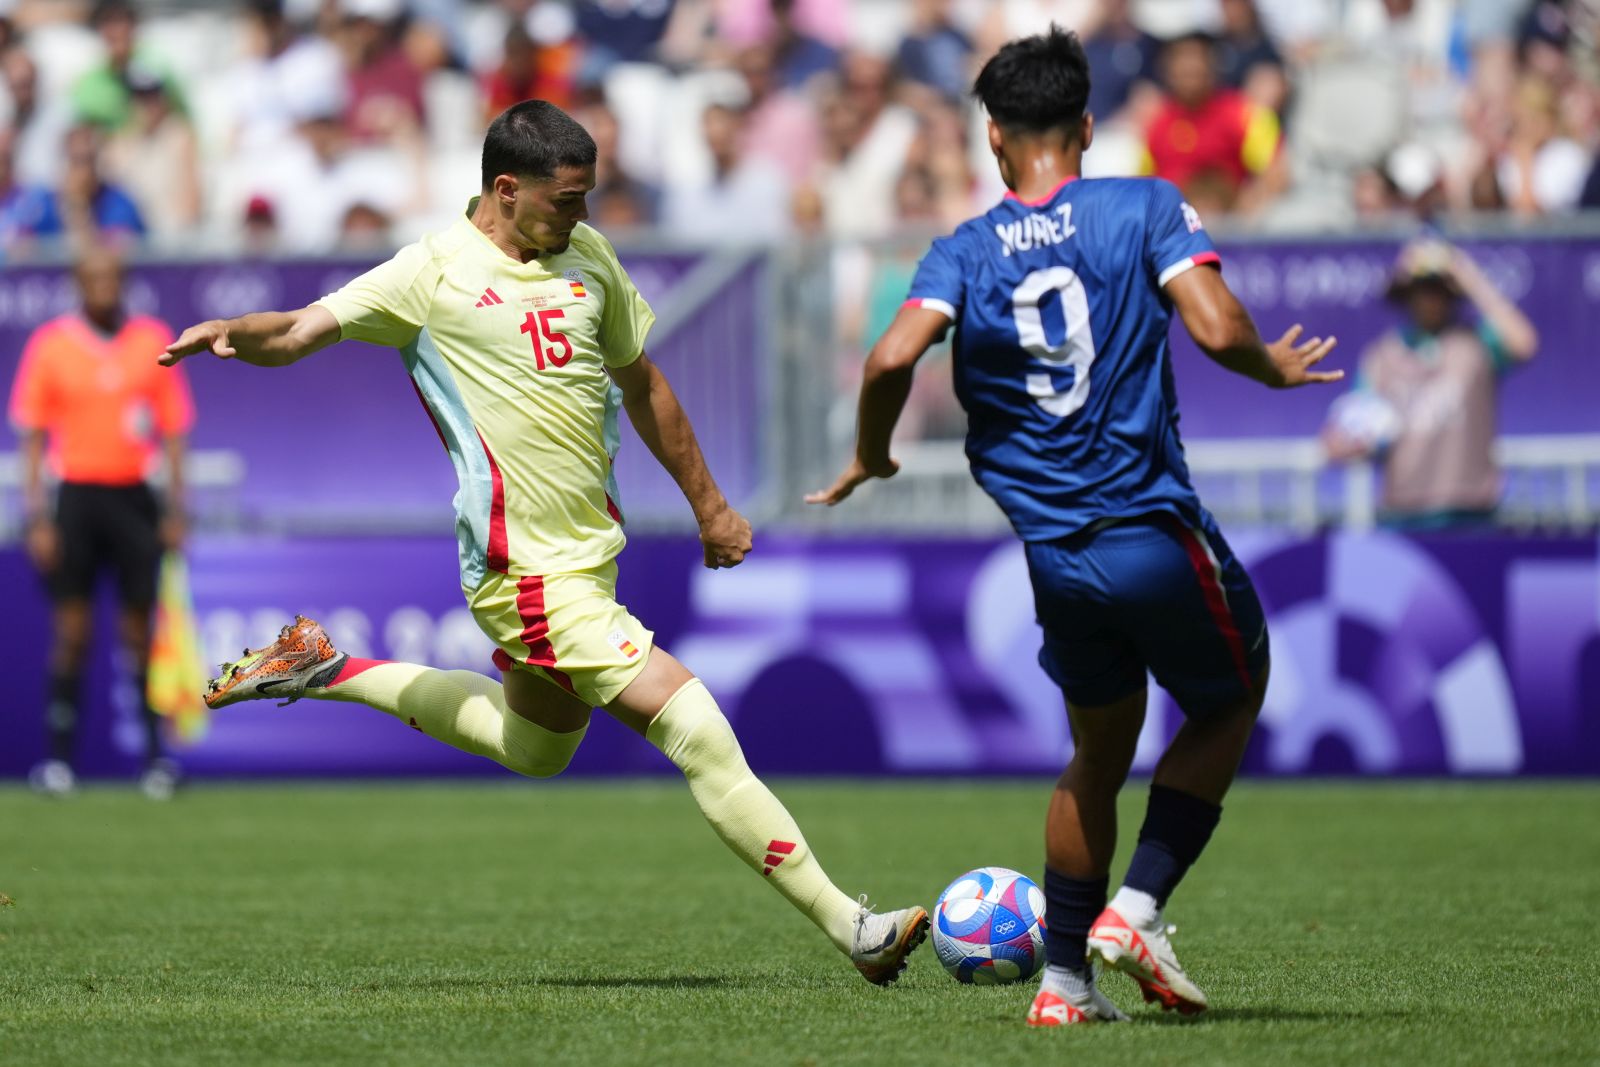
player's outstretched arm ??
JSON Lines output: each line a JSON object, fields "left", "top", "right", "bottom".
{"left": 1166, "top": 265, "right": 1343, "bottom": 389}
{"left": 159, "top": 305, "right": 341, "bottom": 369}
{"left": 609, "top": 353, "right": 751, "bottom": 570}
{"left": 806, "top": 305, "right": 949, "bottom": 507}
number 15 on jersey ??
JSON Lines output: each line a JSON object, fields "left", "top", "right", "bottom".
{"left": 521, "top": 309, "right": 572, "bottom": 371}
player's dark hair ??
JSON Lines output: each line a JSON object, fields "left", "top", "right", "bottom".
{"left": 481, "top": 100, "right": 597, "bottom": 188}
{"left": 972, "top": 25, "right": 1091, "bottom": 136}
{"left": 1164, "top": 31, "right": 1219, "bottom": 54}
{"left": 90, "top": 0, "right": 136, "bottom": 26}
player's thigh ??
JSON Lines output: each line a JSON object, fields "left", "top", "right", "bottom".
{"left": 1110, "top": 513, "right": 1270, "bottom": 719}
{"left": 104, "top": 484, "right": 161, "bottom": 613}
{"left": 48, "top": 483, "right": 98, "bottom": 602}
{"left": 467, "top": 560, "right": 655, "bottom": 710}
{"left": 500, "top": 663, "right": 592, "bottom": 733}
{"left": 1024, "top": 537, "right": 1147, "bottom": 711}
{"left": 604, "top": 646, "right": 696, "bottom": 735}
{"left": 1065, "top": 687, "right": 1148, "bottom": 777}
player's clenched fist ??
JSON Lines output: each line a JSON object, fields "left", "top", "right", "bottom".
{"left": 160, "top": 320, "right": 236, "bottom": 365}
{"left": 700, "top": 505, "right": 753, "bottom": 569}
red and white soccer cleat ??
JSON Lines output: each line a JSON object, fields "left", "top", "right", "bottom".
{"left": 1025, "top": 979, "right": 1129, "bottom": 1027}
{"left": 204, "top": 615, "right": 347, "bottom": 709}
{"left": 1087, "top": 906, "right": 1208, "bottom": 1015}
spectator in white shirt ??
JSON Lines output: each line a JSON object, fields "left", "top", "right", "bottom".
{"left": 664, "top": 100, "right": 791, "bottom": 243}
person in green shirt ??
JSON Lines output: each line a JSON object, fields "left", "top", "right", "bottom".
{"left": 71, "top": 0, "right": 187, "bottom": 131}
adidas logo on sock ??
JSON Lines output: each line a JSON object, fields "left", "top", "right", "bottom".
{"left": 474, "top": 287, "right": 503, "bottom": 308}
{"left": 762, "top": 840, "right": 796, "bottom": 876}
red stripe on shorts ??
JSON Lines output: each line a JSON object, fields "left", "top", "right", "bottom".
{"left": 513, "top": 575, "right": 576, "bottom": 694}
{"left": 479, "top": 432, "right": 510, "bottom": 574}
{"left": 1168, "top": 519, "right": 1253, "bottom": 693}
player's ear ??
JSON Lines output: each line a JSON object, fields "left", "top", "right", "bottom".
{"left": 986, "top": 119, "right": 1003, "bottom": 160}
{"left": 493, "top": 173, "right": 520, "bottom": 207}
{"left": 1081, "top": 112, "right": 1095, "bottom": 153}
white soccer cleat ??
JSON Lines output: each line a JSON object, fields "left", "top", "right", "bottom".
{"left": 850, "top": 897, "right": 930, "bottom": 986}
{"left": 28, "top": 759, "right": 76, "bottom": 798}
{"left": 1088, "top": 906, "right": 1208, "bottom": 1015}
{"left": 1026, "top": 972, "right": 1130, "bottom": 1027}
{"left": 140, "top": 758, "right": 181, "bottom": 801}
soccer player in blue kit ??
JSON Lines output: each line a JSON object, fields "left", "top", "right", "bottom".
{"left": 810, "top": 28, "right": 1342, "bottom": 1025}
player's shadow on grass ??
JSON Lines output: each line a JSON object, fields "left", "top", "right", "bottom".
{"left": 532, "top": 975, "right": 729, "bottom": 990}
{"left": 1144, "top": 1006, "right": 1414, "bottom": 1025}
{"left": 358, "top": 975, "right": 729, "bottom": 993}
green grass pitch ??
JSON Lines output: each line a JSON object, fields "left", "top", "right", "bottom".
{"left": 2, "top": 780, "right": 1597, "bottom": 1066}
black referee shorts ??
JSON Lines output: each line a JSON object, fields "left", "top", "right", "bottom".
{"left": 50, "top": 482, "right": 163, "bottom": 608}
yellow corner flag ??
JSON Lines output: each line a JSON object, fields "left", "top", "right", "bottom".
{"left": 147, "top": 552, "right": 210, "bottom": 743}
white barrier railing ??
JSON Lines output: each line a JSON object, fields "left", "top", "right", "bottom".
{"left": 2, "top": 435, "right": 1597, "bottom": 536}
{"left": 790, "top": 434, "right": 1600, "bottom": 533}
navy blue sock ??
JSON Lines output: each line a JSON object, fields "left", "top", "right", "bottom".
{"left": 46, "top": 669, "right": 81, "bottom": 764}
{"left": 1042, "top": 869, "right": 1107, "bottom": 975}
{"left": 136, "top": 672, "right": 165, "bottom": 762}
{"left": 1122, "top": 785, "right": 1223, "bottom": 909}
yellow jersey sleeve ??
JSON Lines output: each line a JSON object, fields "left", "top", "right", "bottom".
{"left": 314, "top": 241, "right": 439, "bottom": 348}
{"left": 587, "top": 228, "right": 655, "bottom": 369}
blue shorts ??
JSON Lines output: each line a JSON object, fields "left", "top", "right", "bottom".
{"left": 1024, "top": 512, "right": 1269, "bottom": 717}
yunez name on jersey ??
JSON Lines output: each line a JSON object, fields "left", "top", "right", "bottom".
{"left": 995, "top": 204, "right": 1078, "bottom": 257}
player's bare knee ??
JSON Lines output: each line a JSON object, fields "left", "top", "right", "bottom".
{"left": 1068, "top": 743, "right": 1136, "bottom": 788}
{"left": 52, "top": 633, "right": 90, "bottom": 672}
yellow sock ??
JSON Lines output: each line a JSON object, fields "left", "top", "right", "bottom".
{"left": 646, "top": 679, "right": 860, "bottom": 954}
{"left": 315, "top": 661, "right": 585, "bottom": 778}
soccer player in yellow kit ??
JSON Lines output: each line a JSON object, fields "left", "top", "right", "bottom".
{"left": 160, "top": 101, "right": 928, "bottom": 984}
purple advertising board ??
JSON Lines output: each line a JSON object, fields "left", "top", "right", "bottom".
{"left": 0, "top": 236, "right": 1596, "bottom": 532}
{"left": 2, "top": 529, "right": 1595, "bottom": 780}
{"left": 0, "top": 250, "right": 767, "bottom": 525}
{"left": 1171, "top": 237, "right": 1600, "bottom": 438}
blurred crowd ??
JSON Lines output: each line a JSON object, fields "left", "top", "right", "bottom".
{"left": 0, "top": 0, "right": 1596, "bottom": 258}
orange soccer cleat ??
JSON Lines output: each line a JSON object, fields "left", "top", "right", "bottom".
{"left": 204, "top": 615, "right": 348, "bottom": 709}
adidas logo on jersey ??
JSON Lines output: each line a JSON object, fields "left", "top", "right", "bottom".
{"left": 474, "top": 287, "right": 503, "bottom": 308}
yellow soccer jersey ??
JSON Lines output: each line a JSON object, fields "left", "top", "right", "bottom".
{"left": 315, "top": 203, "right": 655, "bottom": 588}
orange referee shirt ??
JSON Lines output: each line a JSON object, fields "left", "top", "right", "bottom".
{"left": 7, "top": 313, "right": 193, "bottom": 486}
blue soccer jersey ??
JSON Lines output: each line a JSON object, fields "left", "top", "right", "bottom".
{"left": 905, "top": 176, "right": 1220, "bottom": 542}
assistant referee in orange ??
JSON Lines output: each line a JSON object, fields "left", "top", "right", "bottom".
{"left": 8, "top": 256, "right": 193, "bottom": 798}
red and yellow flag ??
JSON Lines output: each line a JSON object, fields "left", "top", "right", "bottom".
{"left": 147, "top": 552, "right": 210, "bottom": 743}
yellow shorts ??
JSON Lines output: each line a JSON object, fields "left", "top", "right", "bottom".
{"left": 468, "top": 560, "right": 654, "bottom": 707}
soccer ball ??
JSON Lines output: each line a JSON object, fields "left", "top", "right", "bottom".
{"left": 931, "top": 866, "right": 1047, "bottom": 985}
{"left": 1328, "top": 390, "right": 1402, "bottom": 451}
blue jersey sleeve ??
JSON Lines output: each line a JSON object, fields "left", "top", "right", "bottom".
{"left": 1144, "top": 180, "right": 1219, "bottom": 288}
{"left": 904, "top": 236, "right": 965, "bottom": 322}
